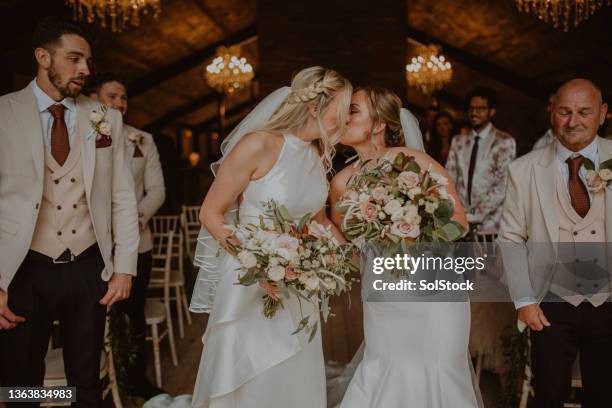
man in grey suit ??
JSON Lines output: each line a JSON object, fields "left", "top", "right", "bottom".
{"left": 0, "top": 17, "right": 139, "bottom": 406}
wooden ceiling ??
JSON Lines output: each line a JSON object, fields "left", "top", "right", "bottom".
{"left": 2, "top": 0, "right": 610, "bottom": 150}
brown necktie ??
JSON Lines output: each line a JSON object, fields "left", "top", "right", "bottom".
{"left": 467, "top": 135, "right": 480, "bottom": 205}
{"left": 566, "top": 155, "right": 590, "bottom": 217}
{"left": 48, "top": 104, "right": 70, "bottom": 166}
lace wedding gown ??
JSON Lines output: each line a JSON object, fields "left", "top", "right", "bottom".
{"left": 191, "top": 133, "right": 328, "bottom": 408}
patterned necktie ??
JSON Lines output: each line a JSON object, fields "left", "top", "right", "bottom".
{"left": 467, "top": 135, "right": 480, "bottom": 205}
{"left": 566, "top": 155, "right": 590, "bottom": 217}
{"left": 48, "top": 104, "right": 70, "bottom": 165}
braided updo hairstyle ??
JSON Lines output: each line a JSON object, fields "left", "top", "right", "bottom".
{"left": 263, "top": 66, "right": 352, "bottom": 173}
{"left": 358, "top": 86, "right": 405, "bottom": 147}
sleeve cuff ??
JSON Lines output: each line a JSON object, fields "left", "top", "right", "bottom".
{"left": 514, "top": 297, "right": 537, "bottom": 309}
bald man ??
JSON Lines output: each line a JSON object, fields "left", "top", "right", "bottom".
{"left": 499, "top": 79, "right": 611, "bottom": 407}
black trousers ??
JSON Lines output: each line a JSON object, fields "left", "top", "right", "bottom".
{"left": 532, "top": 299, "right": 612, "bottom": 408}
{"left": 0, "top": 246, "right": 107, "bottom": 407}
{"left": 115, "top": 250, "right": 152, "bottom": 389}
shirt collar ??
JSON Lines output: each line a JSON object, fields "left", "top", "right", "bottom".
{"left": 470, "top": 122, "right": 493, "bottom": 140}
{"left": 555, "top": 136, "right": 598, "bottom": 165}
{"left": 31, "top": 78, "right": 76, "bottom": 114}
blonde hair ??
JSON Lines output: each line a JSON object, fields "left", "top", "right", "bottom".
{"left": 358, "top": 86, "right": 405, "bottom": 147}
{"left": 263, "top": 66, "right": 352, "bottom": 173}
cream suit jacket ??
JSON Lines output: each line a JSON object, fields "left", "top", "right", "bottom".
{"left": 0, "top": 84, "right": 139, "bottom": 291}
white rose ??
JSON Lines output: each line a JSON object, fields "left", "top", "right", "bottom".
{"left": 359, "top": 193, "right": 371, "bottom": 203}
{"left": 274, "top": 234, "right": 300, "bottom": 260}
{"left": 99, "top": 121, "right": 112, "bottom": 136}
{"left": 378, "top": 211, "right": 386, "bottom": 220}
{"left": 407, "top": 187, "right": 422, "bottom": 200}
{"left": 267, "top": 265, "right": 286, "bottom": 281}
{"left": 425, "top": 201, "right": 438, "bottom": 214}
{"left": 345, "top": 190, "right": 359, "bottom": 202}
{"left": 438, "top": 187, "right": 450, "bottom": 200}
{"left": 305, "top": 276, "right": 320, "bottom": 291}
{"left": 431, "top": 172, "right": 448, "bottom": 186}
{"left": 324, "top": 277, "right": 337, "bottom": 291}
{"left": 403, "top": 204, "right": 419, "bottom": 220}
{"left": 586, "top": 171, "right": 605, "bottom": 192}
{"left": 371, "top": 186, "right": 387, "bottom": 201}
{"left": 598, "top": 168, "right": 612, "bottom": 181}
{"left": 384, "top": 199, "right": 402, "bottom": 215}
{"left": 237, "top": 251, "right": 257, "bottom": 269}
{"left": 89, "top": 111, "right": 104, "bottom": 122}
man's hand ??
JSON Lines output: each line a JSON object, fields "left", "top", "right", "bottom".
{"left": 0, "top": 289, "right": 25, "bottom": 330}
{"left": 518, "top": 303, "right": 551, "bottom": 331}
{"left": 138, "top": 212, "right": 146, "bottom": 231}
{"left": 99, "top": 273, "right": 132, "bottom": 306}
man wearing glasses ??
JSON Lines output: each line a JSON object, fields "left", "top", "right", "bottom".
{"left": 446, "top": 87, "right": 516, "bottom": 233}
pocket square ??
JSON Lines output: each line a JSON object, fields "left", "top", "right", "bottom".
{"left": 96, "top": 135, "right": 112, "bottom": 148}
{"left": 133, "top": 145, "right": 144, "bottom": 157}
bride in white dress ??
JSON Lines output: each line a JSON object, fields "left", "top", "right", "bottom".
{"left": 329, "top": 87, "right": 483, "bottom": 408}
{"left": 189, "top": 67, "right": 352, "bottom": 408}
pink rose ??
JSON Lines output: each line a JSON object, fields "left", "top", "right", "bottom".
{"left": 391, "top": 221, "right": 420, "bottom": 239}
{"left": 285, "top": 266, "right": 299, "bottom": 281}
{"left": 360, "top": 202, "right": 378, "bottom": 221}
{"left": 397, "top": 171, "right": 420, "bottom": 190}
{"left": 308, "top": 221, "right": 328, "bottom": 238}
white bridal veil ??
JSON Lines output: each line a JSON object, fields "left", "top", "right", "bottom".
{"left": 190, "top": 87, "right": 292, "bottom": 313}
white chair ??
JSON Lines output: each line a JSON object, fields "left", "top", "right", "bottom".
{"left": 181, "top": 205, "right": 201, "bottom": 265}
{"left": 146, "top": 230, "right": 179, "bottom": 387}
{"left": 43, "top": 315, "right": 122, "bottom": 407}
{"left": 150, "top": 215, "right": 192, "bottom": 338}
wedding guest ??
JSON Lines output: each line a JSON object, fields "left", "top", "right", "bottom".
{"left": 500, "top": 79, "right": 611, "bottom": 407}
{"left": 446, "top": 86, "right": 516, "bottom": 232}
{"left": 88, "top": 72, "right": 166, "bottom": 399}
{"left": 427, "top": 110, "right": 455, "bottom": 166}
{"left": 0, "top": 17, "right": 138, "bottom": 406}
{"left": 533, "top": 94, "right": 557, "bottom": 150}
{"left": 420, "top": 106, "right": 439, "bottom": 146}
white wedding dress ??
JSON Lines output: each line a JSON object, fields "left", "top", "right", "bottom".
{"left": 339, "top": 280, "right": 483, "bottom": 408}
{"left": 191, "top": 132, "right": 328, "bottom": 408}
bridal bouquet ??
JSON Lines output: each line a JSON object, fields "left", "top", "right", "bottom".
{"left": 227, "top": 200, "right": 357, "bottom": 341}
{"left": 336, "top": 152, "right": 465, "bottom": 245}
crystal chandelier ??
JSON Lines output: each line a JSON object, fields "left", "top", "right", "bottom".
{"left": 406, "top": 45, "right": 453, "bottom": 95}
{"left": 516, "top": 0, "right": 611, "bottom": 31}
{"left": 66, "top": 0, "right": 161, "bottom": 32}
{"left": 205, "top": 46, "right": 254, "bottom": 96}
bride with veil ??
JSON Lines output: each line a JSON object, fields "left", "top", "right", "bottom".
{"left": 186, "top": 66, "right": 352, "bottom": 408}
{"left": 328, "top": 87, "right": 484, "bottom": 408}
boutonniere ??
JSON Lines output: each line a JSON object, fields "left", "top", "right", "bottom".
{"left": 583, "top": 158, "right": 612, "bottom": 193}
{"left": 127, "top": 132, "right": 144, "bottom": 157}
{"left": 90, "top": 106, "right": 112, "bottom": 141}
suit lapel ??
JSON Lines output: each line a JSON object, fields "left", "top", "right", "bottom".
{"left": 535, "top": 142, "right": 559, "bottom": 243}
{"left": 76, "top": 97, "right": 96, "bottom": 199}
{"left": 10, "top": 86, "right": 44, "bottom": 179}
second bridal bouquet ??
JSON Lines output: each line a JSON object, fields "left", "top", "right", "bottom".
{"left": 227, "top": 200, "right": 357, "bottom": 341}
{"left": 337, "top": 152, "right": 465, "bottom": 245}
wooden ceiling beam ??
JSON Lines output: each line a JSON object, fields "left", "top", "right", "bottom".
{"left": 406, "top": 26, "right": 550, "bottom": 101}
{"left": 128, "top": 24, "right": 256, "bottom": 97}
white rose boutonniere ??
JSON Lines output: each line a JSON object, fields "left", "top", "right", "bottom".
{"left": 583, "top": 157, "right": 612, "bottom": 193}
{"left": 127, "top": 132, "right": 144, "bottom": 146}
{"left": 89, "top": 106, "right": 112, "bottom": 139}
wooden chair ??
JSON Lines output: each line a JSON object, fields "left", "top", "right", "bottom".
{"left": 145, "top": 230, "right": 179, "bottom": 387}
{"left": 43, "top": 315, "right": 122, "bottom": 407}
{"left": 181, "top": 205, "right": 201, "bottom": 265}
{"left": 150, "top": 215, "right": 192, "bottom": 338}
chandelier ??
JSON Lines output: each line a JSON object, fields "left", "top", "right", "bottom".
{"left": 66, "top": 0, "right": 162, "bottom": 32}
{"left": 515, "top": 0, "right": 611, "bottom": 31}
{"left": 406, "top": 44, "right": 453, "bottom": 95}
{"left": 205, "top": 46, "right": 254, "bottom": 96}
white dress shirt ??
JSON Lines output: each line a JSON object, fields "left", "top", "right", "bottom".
{"left": 469, "top": 122, "right": 494, "bottom": 163}
{"left": 31, "top": 79, "right": 77, "bottom": 150}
